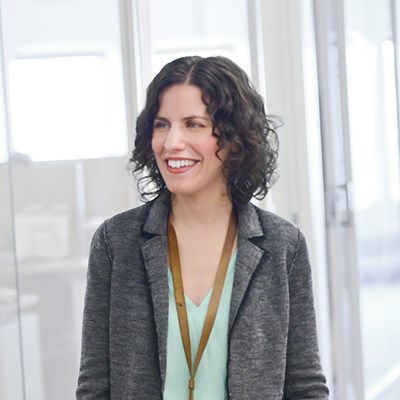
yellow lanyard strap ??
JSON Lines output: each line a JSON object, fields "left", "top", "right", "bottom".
{"left": 168, "top": 211, "right": 237, "bottom": 400}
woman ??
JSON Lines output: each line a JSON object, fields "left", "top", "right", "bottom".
{"left": 76, "top": 56, "right": 329, "bottom": 399}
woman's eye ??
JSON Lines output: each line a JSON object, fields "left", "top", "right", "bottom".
{"left": 153, "top": 120, "right": 168, "bottom": 129}
{"left": 187, "top": 121, "right": 203, "bottom": 128}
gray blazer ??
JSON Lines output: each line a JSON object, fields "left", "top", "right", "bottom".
{"left": 76, "top": 191, "right": 329, "bottom": 399}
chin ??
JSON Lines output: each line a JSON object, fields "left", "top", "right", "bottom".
{"left": 166, "top": 187, "right": 194, "bottom": 196}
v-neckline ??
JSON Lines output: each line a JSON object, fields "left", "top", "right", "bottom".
{"left": 169, "top": 249, "right": 238, "bottom": 310}
{"left": 184, "top": 289, "right": 213, "bottom": 309}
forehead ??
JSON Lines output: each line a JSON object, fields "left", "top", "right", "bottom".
{"left": 158, "top": 84, "right": 207, "bottom": 115}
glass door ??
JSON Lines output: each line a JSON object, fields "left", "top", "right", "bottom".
{"left": 343, "top": 0, "right": 400, "bottom": 398}
{"left": 0, "top": 10, "right": 25, "bottom": 398}
{"left": 314, "top": 0, "right": 364, "bottom": 396}
{"left": 315, "top": 0, "right": 400, "bottom": 398}
{"left": 0, "top": 0, "right": 133, "bottom": 398}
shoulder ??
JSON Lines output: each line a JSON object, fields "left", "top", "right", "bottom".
{"left": 255, "top": 205, "right": 298, "bottom": 237}
{"left": 103, "top": 201, "right": 152, "bottom": 235}
{"left": 104, "top": 190, "right": 170, "bottom": 233}
{"left": 241, "top": 203, "right": 306, "bottom": 271}
{"left": 243, "top": 202, "right": 301, "bottom": 245}
{"left": 93, "top": 191, "right": 170, "bottom": 252}
{"left": 89, "top": 202, "right": 152, "bottom": 259}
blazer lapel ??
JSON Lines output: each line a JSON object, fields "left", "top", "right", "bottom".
{"left": 229, "top": 203, "right": 265, "bottom": 332}
{"left": 141, "top": 192, "right": 171, "bottom": 392}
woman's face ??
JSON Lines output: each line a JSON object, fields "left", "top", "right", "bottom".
{"left": 151, "top": 84, "right": 227, "bottom": 200}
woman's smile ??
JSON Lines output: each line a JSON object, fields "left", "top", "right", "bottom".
{"left": 166, "top": 158, "right": 197, "bottom": 172}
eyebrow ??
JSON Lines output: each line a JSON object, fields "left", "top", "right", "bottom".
{"left": 154, "top": 116, "right": 168, "bottom": 122}
{"left": 183, "top": 115, "right": 210, "bottom": 121}
{"left": 154, "top": 115, "right": 211, "bottom": 122}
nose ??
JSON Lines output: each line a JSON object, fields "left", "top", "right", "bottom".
{"left": 163, "top": 125, "right": 186, "bottom": 151}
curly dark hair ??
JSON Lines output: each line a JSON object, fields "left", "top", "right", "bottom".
{"left": 130, "top": 55, "right": 279, "bottom": 206}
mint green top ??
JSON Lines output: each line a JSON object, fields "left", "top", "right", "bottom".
{"left": 163, "top": 251, "right": 237, "bottom": 400}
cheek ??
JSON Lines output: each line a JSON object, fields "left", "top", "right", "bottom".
{"left": 151, "top": 134, "right": 162, "bottom": 155}
{"left": 200, "top": 135, "right": 220, "bottom": 154}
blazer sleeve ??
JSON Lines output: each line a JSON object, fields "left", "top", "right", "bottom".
{"left": 283, "top": 230, "right": 330, "bottom": 399}
{"left": 76, "top": 223, "right": 112, "bottom": 399}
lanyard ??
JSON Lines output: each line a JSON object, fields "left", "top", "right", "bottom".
{"left": 167, "top": 211, "right": 237, "bottom": 400}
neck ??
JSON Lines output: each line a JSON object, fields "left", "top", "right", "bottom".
{"left": 170, "top": 192, "right": 233, "bottom": 228}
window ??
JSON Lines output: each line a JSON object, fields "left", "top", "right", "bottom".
{"left": 149, "top": 0, "right": 252, "bottom": 78}
{"left": 9, "top": 54, "right": 127, "bottom": 161}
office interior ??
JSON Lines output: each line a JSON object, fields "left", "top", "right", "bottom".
{"left": 0, "top": 0, "right": 399, "bottom": 399}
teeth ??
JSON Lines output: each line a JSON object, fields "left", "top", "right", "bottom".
{"left": 168, "top": 159, "right": 195, "bottom": 169}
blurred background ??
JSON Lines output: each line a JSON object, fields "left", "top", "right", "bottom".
{"left": 0, "top": 0, "right": 399, "bottom": 399}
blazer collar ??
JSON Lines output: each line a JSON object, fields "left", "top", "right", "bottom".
{"left": 143, "top": 190, "right": 171, "bottom": 236}
{"left": 236, "top": 201, "right": 264, "bottom": 240}
{"left": 229, "top": 202, "right": 266, "bottom": 332}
